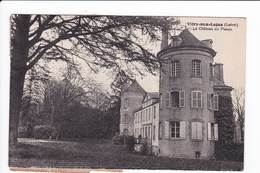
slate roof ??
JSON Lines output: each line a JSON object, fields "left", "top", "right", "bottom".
{"left": 178, "top": 29, "right": 207, "bottom": 48}
{"left": 213, "top": 77, "right": 233, "bottom": 90}
{"left": 122, "top": 80, "right": 146, "bottom": 94}
{"left": 147, "top": 92, "right": 159, "bottom": 99}
{"left": 158, "top": 29, "right": 216, "bottom": 57}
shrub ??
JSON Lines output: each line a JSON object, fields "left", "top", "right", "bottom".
{"left": 18, "top": 126, "right": 29, "bottom": 138}
{"left": 33, "top": 125, "right": 57, "bottom": 139}
{"left": 124, "top": 135, "right": 135, "bottom": 151}
{"left": 112, "top": 135, "right": 124, "bottom": 145}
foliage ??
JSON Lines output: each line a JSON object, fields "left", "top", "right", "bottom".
{"left": 232, "top": 89, "right": 245, "bottom": 142}
{"left": 124, "top": 135, "right": 136, "bottom": 151}
{"left": 214, "top": 95, "right": 238, "bottom": 161}
{"left": 33, "top": 125, "right": 57, "bottom": 139}
{"left": 10, "top": 14, "right": 179, "bottom": 143}
{"left": 18, "top": 127, "right": 29, "bottom": 138}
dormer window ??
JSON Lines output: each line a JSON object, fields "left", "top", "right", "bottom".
{"left": 171, "top": 61, "right": 180, "bottom": 77}
{"left": 192, "top": 60, "right": 201, "bottom": 77}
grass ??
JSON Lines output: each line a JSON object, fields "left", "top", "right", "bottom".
{"left": 9, "top": 138, "right": 243, "bottom": 171}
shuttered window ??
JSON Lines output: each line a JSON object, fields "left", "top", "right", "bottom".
{"left": 168, "top": 121, "right": 186, "bottom": 139}
{"left": 191, "top": 122, "right": 203, "bottom": 140}
{"left": 191, "top": 91, "right": 203, "bottom": 108}
{"left": 208, "top": 122, "right": 219, "bottom": 141}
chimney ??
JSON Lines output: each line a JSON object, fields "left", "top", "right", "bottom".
{"left": 170, "top": 36, "right": 182, "bottom": 47}
{"left": 213, "top": 63, "right": 224, "bottom": 83}
{"left": 161, "top": 28, "right": 168, "bottom": 50}
{"left": 201, "top": 39, "right": 213, "bottom": 48}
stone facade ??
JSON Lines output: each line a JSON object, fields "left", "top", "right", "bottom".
{"left": 119, "top": 29, "right": 232, "bottom": 159}
{"left": 157, "top": 30, "right": 217, "bottom": 159}
{"left": 119, "top": 81, "right": 146, "bottom": 135}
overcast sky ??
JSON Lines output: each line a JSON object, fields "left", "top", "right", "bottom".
{"left": 138, "top": 17, "right": 246, "bottom": 92}
{"left": 83, "top": 17, "right": 246, "bottom": 93}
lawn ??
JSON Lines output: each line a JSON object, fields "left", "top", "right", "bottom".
{"left": 9, "top": 138, "right": 243, "bottom": 171}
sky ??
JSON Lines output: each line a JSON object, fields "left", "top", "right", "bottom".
{"left": 79, "top": 17, "right": 246, "bottom": 93}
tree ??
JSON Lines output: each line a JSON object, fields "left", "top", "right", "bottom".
{"left": 233, "top": 89, "right": 245, "bottom": 142}
{"left": 214, "top": 95, "right": 236, "bottom": 160}
{"left": 43, "top": 65, "right": 94, "bottom": 138}
{"left": 19, "top": 64, "right": 50, "bottom": 137}
{"left": 10, "top": 15, "right": 178, "bottom": 143}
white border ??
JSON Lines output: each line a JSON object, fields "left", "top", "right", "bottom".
{"left": 1, "top": 1, "right": 260, "bottom": 173}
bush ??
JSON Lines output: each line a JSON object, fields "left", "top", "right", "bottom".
{"left": 112, "top": 135, "right": 124, "bottom": 145}
{"left": 215, "top": 142, "right": 244, "bottom": 162}
{"left": 18, "top": 126, "right": 29, "bottom": 138}
{"left": 124, "top": 135, "right": 135, "bottom": 151}
{"left": 33, "top": 125, "right": 57, "bottom": 139}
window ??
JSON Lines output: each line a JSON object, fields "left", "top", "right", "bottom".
{"left": 208, "top": 123, "right": 218, "bottom": 140}
{"left": 153, "top": 126, "right": 155, "bottom": 140}
{"left": 214, "top": 95, "right": 219, "bottom": 110}
{"left": 171, "top": 90, "right": 185, "bottom": 108}
{"left": 153, "top": 105, "right": 156, "bottom": 119}
{"left": 148, "top": 107, "right": 151, "bottom": 121}
{"left": 192, "top": 60, "right": 201, "bottom": 77}
{"left": 145, "top": 109, "right": 148, "bottom": 121}
{"left": 171, "top": 121, "right": 180, "bottom": 138}
{"left": 191, "top": 90, "right": 202, "bottom": 108}
{"left": 159, "top": 122, "right": 162, "bottom": 139}
{"left": 166, "top": 92, "right": 170, "bottom": 107}
{"left": 170, "top": 121, "right": 186, "bottom": 139}
{"left": 191, "top": 122, "right": 203, "bottom": 140}
{"left": 148, "top": 126, "right": 150, "bottom": 139}
{"left": 171, "top": 61, "right": 180, "bottom": 77}
{"left": 124, "top": 98, "right": 129, "bottom": 108}
{"left": 160, "top": 93, "right": 163, "bottom": 109}
{"left": 124, "top": 114, "right": 129, "bottom": 123}
{"left": 145, "top": 127, "right": 148, "bottom": 138}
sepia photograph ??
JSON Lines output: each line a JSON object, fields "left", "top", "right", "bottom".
{"left": 7, "top": 14, "right": 245, "bottom": 172}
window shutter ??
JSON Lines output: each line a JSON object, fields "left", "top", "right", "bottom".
{"left": 160, "top": 93, "right": 163, "bottom": 109}
{"left": 197, "top": 122, "right": 203, "bottom": 140}
{"left": 179, "top": 91, "right": 185, "bottom": 107}
{"left": 164, "top": 121, "right": 169, "bottom": 139}
{"left": 191, "top": 91, "right": 196, "bottom": 108}
{"left": 207, "top": 93, "right": 211, "bottom": 109}
{"left": 180, "top": 121, "right": 186, "bottom": 138}
{"left": 166, "top": 92, "right": 170, "bottom": 107}
{"left": 208, "top": 122, "right": 212, "bottom": 140}
{"left": 191, "top": 122, "right": 196, "bottom": 139}
{"left": 198, "top": 91, "right": 202, "bottom": 108}
{"left": 214, "top": 124, "right": 219, "bottom": 140}
{"left": 214, "top": 95, "right": 219, "bottom": 110}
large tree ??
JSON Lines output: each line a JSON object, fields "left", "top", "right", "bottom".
{"left": 233, "top": 89, "right": 245, "bottom": 142}
{"left": 10, "top": 15, "right": 177, "bottom": 143}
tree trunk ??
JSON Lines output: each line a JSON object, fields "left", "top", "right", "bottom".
{"left": 9, "top": 15, "right": 30, "bottom": 143}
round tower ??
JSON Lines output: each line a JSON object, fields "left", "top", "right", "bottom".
{"left": 157, "top": 29, "right": 217, "bottom": 159}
